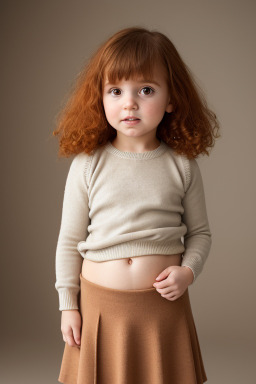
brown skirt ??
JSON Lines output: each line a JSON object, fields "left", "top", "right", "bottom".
{"left": 58, "top": 273, "right": 207, "bottom": 384}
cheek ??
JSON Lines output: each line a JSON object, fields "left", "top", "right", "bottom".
{"left": 145, "top": 100, "right": 166, "bottom": 118}
{"left": 106, "top": 109, "right": 118, "bottom": 122}
{"left": 103, "top": 100, "right": 117, "bottom": 121}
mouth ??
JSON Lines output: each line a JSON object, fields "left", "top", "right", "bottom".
{"left": 122, "top": 118, "right": 141, "bottom": 125}
{"left": 122, "top": 118, "right": 140, "bottom": 121}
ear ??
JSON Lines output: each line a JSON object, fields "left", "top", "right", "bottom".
{"left": 165, "top": 100, "right": 173, "bottom": 113}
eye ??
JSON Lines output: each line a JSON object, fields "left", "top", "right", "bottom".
{"left": 109, "top": 88, "right": 121, "bottom": 96}
{"left": 107, "top": 86, "right": 155, "bottom": 96}
{"left": 140, "top": 86, "right": 154, "bottom": 96}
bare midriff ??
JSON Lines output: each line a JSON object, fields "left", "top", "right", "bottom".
{"left": 81, "top": 253, "right": 183, "bottom": 290}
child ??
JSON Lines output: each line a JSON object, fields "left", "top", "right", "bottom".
{"left": 53, "top": 26, "right": 220, "bottom": 384}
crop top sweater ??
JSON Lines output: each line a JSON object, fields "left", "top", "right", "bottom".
{"left": 55, "top": 139, "right": 212, "bottom": 310}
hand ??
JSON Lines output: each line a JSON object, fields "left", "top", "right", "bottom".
{"left": 61, "top": 309, "right": 82, "bottom": 347}
{"left": 152, "top": 265, "right": 194, "bottom": 301}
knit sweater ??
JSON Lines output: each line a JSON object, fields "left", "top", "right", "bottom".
{"left": 55, "top": 139, "right": 212, "bottom": 311}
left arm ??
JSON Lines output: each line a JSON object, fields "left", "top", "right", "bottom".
{"left": 153, "top": 158, "right": 212, "bottom": 300}
{"left": 180, "top": 158, "right": 212, "bottom": 283}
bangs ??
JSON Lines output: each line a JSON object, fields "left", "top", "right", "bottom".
{"left": 102, "top": 36, "right": 166, "bottom": 85}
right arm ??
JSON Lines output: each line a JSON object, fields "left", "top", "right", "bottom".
{"left": 55, "top": 153, "right": 91, "bottom": 345}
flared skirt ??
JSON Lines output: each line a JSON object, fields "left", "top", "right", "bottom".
{"left": 58, "top": 273, "right": 207, "bottom": 384}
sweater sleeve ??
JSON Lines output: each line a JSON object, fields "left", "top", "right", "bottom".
{"left": 181, "top": 158, "right": 212, "bottom": 283}
{"left": 55, "top": 153, "right": 91, "bottom": 311}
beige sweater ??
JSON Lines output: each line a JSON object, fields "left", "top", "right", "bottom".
{"left": 55, "top": 140, "right": 212, "bottom": 310}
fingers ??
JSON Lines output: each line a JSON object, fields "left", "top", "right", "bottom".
{"left": 156, "top": 284, "right": 177, "bottom": 300}
{"left": 161, "top": 290, "right": 180, "bottom": 301}
{"left": 61, "top": 311, "right": 82, "bottom": 347}
{"left": 62, "top": 326, "right": 81, "bottom": 347}
{"left": 154, "top": 277, "right": 177, "bottom": 294}
{"left": 155, "top": 282, "right": 184, "bottom": 301}
{"left": 153, "top": 266, "right": 189, "bottom": 301}
{"left": 65, "top": 329, "right": 77, "bottom": 347}
{"left": 73, "top": 326, "right": 81, "bottom": 346}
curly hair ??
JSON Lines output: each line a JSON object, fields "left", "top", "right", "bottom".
{"left": 52, "top": 26, "right": 220, "bottom": 159}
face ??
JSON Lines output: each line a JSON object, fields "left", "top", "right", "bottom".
{"left": 102, "top": 63, "right": 173, "bottom": 140}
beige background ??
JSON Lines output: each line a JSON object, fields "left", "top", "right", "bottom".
{"left": 2, "top": 0, "right": 255, "bottom": 383}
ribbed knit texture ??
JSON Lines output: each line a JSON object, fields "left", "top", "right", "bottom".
{"left": 55, "top": 140, "right": 212, "bottom": 310}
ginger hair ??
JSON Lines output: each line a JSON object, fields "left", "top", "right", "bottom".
{"left": 52, "top": 26, "right": 220, "bottom": 159}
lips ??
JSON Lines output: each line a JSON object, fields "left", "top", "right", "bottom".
{"left": 122, "top": 116, "right": 140, "bottom": 121}
{"left": 122, "top": 119, "right": 141, "bottom": 126}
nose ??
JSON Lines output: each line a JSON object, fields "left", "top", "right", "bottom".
{"left": 123, "top": 94, "right": 138, "bottom": 110}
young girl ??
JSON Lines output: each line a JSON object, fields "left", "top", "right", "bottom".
{"left": 53, "top": 26, "right": 220, "bottom": 384}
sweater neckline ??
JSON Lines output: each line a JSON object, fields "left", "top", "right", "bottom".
{"left": 105, "top": 139, "right": 168, "bottom": 160}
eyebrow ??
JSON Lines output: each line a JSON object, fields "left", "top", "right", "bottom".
{"left": 105, "top": 80, "right": 160, "bottom": 87}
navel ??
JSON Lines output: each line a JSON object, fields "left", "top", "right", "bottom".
{"left": 128, "top": 258, "right": 133, "bottom": 265}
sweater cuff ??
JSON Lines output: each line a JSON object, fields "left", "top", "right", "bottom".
{"left": 58, "top": 288, "right": 79, "bottom": 311}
